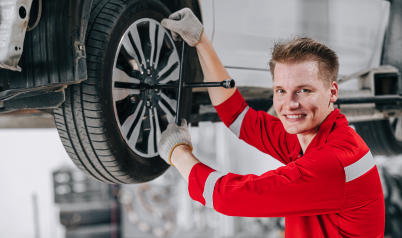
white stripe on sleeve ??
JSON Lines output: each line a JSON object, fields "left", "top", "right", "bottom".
{"left": 344, "top": 151, "right": 375, "bottom": 182}
{"left": 203, "top": 171, "right": 226, "bottom": 208}
{"left": 229, "top": 106, "right": 249, "bottom": 138}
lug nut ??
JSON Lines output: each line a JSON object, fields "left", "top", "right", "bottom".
{"left": 130, "top": 96, "right": 136, "bottom": 103}
{"left": 146, "top": 68, "right": 152, "bottom": 76}
{"left": 146, "top": 101, "right": 151, "bottom": 107}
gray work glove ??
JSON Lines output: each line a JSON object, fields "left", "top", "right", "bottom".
{"left": 158, "top": 119, "right": 193, "bottom": 166}
{"left": 161, "top": 8, "right": 204, "bottom": 46}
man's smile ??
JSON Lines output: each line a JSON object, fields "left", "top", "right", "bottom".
{"left": 283, "top": 114, "right": 307, "bottom": 119}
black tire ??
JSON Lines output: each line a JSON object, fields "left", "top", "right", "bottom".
{"left": 65, "top": 224, "right": 118, "bottom": 238}
{"left": 352, "top": 119, "right": 402, "bottom": 155}
{"left": 54, "top": 0, "right": 194, "bottom": 183}
{"left": 60, "top": 202, "right": 113, "bottom": 227}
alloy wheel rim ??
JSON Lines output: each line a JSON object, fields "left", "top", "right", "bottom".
{"left": 112, "top": 18, "right": 180, "bottom": 158}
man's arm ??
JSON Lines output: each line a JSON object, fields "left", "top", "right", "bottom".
{"left": 171, "top": 145, "right": 199, "bottom": 183}
{"left": 186, "top": 150, "right": 346, "bottom": 217}
{"left": 167, "top": 141, "right": 345, "bottom": 218}
{"left": 162, "top": 123, "right": 372, "bottom": 218}
{"left": 195, "top": 33, "right": 236, "bottom": 106}
{"left": 168, "top": 143, "right": 345, "bottom": 218}
{"left": 161, "top": 8, "right": 235, "bottom": 106}
{"left": 161, "top": 8, "right": 296, "bottom": 165}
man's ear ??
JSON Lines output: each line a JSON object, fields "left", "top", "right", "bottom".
{"left": 329, "top": 81, "right": 338, "bottom": 103}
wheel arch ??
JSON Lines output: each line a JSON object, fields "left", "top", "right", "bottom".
{"left": 381, "top": 0, "right": 402, "bottom": 74}
{"left": 78, "top": 0, "right": 204, "bottom": 85}
{"left": 0, "top": 0, "right": 93, "bottom": 104}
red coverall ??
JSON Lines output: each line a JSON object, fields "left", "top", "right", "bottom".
{"left": 188, "top": 89, "right": 385, "bottom": 237}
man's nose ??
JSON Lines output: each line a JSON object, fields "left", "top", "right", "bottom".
{"left": 285, "top": 95, "right": 299, "bottom": 110}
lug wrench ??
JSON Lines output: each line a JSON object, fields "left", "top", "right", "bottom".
{"left": 114, "top": 41, "right": 235, "bottom": 125}
{"left": 175, "top": 41, "right": 235, "bottom": 124}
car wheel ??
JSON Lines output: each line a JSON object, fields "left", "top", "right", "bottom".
{"left": 54, "top": 0, "right": 193, "bottom": 183}
{"left": 352, "top": 116, "right": 402, "bottom": 155}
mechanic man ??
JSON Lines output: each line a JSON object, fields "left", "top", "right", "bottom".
{"left": 159, "top": 8, "right": 385, "bottom": 237}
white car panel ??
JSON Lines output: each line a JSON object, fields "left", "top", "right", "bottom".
{"left": 327, "top": 0, "right": 387, "bottom": 77}
{"left": 226, "top": 67, "right": 272, "bottom": 87}
{"left": 366, "top": 1, "right": 390, "bottom": 70}
{"left": 213, "top": 0, "right": 328, "bottom": 70}
{"left": 199, "top": 0, "right": 214, "bottom": 43}
{"left": 211, "top": 0, "right": 389, "bottom": 87}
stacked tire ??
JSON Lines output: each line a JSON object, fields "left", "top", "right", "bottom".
{"left": 61, "top": 202, "right": 119, "bottom": 238}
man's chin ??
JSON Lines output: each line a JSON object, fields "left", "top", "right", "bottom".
{"left": 283, "top": 126, "right": 305, "bottom": 135}
{"left": 284, "top": 129, "right": 300, "bottom": 135}
{"left": 280, "top": 118, "right": 307, "bottom": 135}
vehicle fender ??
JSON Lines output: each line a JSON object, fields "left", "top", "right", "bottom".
{"left": 0, "top": 0, "right": 93, "bottom": 102}
{"left": 382, "top": 0, "right": 402, "bottom": 75}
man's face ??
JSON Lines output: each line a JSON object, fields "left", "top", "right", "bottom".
{"left": 273, "top": 61, "right": 338, "bottom": 136}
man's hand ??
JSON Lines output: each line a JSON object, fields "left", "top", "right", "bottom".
{"left": 158, "top": 119, "right": 193, "bottom": 166}
{"left": 161, "top": 8, "right": 204, "bottom": 46}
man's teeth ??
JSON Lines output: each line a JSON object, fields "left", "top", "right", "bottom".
{"left": 286, "top": 115, "right": 305, "bottom": 119}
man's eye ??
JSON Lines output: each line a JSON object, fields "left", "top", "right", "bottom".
{"left": 300, "top": 89, "right": 310, "bottom": 93}
{"left": 276, "top": 89, "right": 284, "bottom": 93}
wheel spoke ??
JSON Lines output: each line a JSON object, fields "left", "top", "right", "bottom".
{"left": 128, "top": 26, "right": 147, "bottom": 68}
{"left": 158, "top": 62, "right": 180, "bottom": 84}
{"left": 113, "top": 88, "right": 140, "bottom": 102}
{"left": 149, "top": 21, "right": 157, "bottom": 69}
{"left": 113, "top": 67, "right": 140, "bottom": 102}
{"left": 153, "top": 28, "right": 166, "bottom": 69}
{"left": 159, "top": 92, "right": 177, "bottom": 112}
{"left": 147, "top": 109, "right": 155, "bottom": 154}
{"left": 157, "top": 92, "right": 177, "bottom": 123}
{"left": 121, "top": 29, "right": 143, "bottom": 73}
{"left": 153, "top": 107, "right": 162, "bottom": 152}
{"left": 120, "top": 100, "right": 143, "bottom": 137}
{"left": 157, "top": 51, "right": 180, "bottom": 81}
{"left": 129, "top": 104, "right": 147, "bottom": 145}
{"left": 158, "top": 101, "right": 175, "bottom": 123}
{"left": 113, "top": 66, "right": 141, "bottom": 84}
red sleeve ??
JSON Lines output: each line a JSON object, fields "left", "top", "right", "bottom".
{"left": 188, "top": 149, "right": 345, "bottom": 217}
{"left": 214, "top": 89, "right": 297, "bottom": 164}
{"left": 188, "top": 162, "right": 216, "bottom": 206}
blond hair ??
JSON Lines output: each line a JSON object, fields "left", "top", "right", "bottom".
{"left": 269, "top": 36, "right": 339, "bottom": 88}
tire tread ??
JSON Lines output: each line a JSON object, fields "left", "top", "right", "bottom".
{"left": 53, "top": 0, "right": 135, "bottom": 184}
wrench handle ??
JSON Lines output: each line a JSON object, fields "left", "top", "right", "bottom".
{"left": 175, "top": 41, "right": 187, "bottom": 125}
